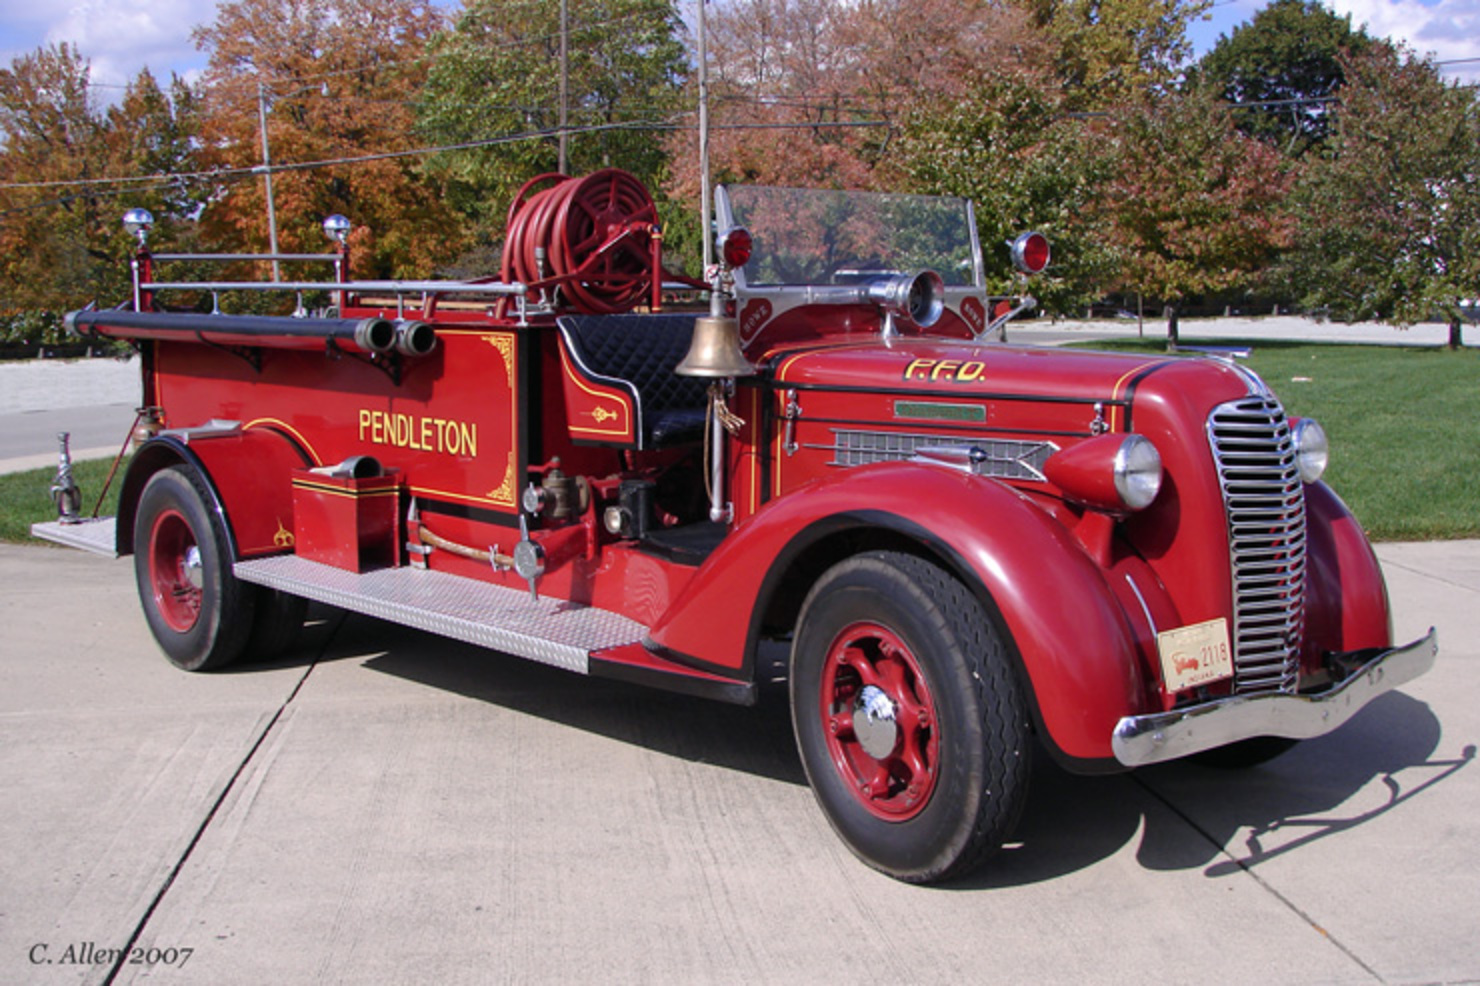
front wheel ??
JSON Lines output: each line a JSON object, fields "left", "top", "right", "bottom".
{"left": 791, "top": 551, "right": 1031, "bottom": 883}
{"left": 133, "top": 465, "right": 257, "bottom": 671}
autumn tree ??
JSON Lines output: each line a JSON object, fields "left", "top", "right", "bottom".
{"left": 416, "top": 0, "right": 687, "bottom": 243}
{"left": 1090, "top": 87, "right": 1294, "bottom": 345}
{"left": 0, "top": 50, "right": 209, "bottom": 339}
{"left": 666, "top": 0, "right": 1037, "bottom": 195}
{"left": 663, "top": 0, "right": 1066, "bottom": 278}
{"left": 678, "top": 0, "right": 880, "bottom": 195}
{"left": 887, "top": 11, "right": 1119, "bottom": 310}
{"left": 103, "top": 70, "right": 205, "bottom": 225}
{"left": 192, "top": 0, "right": 459, "bottom": 279}
{"left": 1191, "top": 0, "right": 1371, "bottom": 156}
{"left": 1010, "top": 0, "right": 1209, "bottom": 112}
{"left": 0, "top": 45, "right": 119, "bottom": 334}
{"left": 1284, "top": 43, "right": 1480, "bottom": 348}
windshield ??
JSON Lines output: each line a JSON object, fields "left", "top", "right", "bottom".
{"left": 717, "top": 186, "right": 982, "bottom": 289}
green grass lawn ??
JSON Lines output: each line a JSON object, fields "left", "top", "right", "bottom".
{"left": 2, "top": 342, "right": 1476, "bottom": 544}
{"left": 1079, "top": 340, "right": 1480, "bottom": 541}
{"left": 0, "top": 456, "right": 126, "bottom": 544}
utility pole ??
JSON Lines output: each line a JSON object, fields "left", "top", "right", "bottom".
{"left": 257, "top": 81, "right": 282, "bottom": 281}
{"left": 558, "top": 0, "right": 569, "bottom": 174}
{"left": 697, "top": 0, "right": 712, "bottom": 270}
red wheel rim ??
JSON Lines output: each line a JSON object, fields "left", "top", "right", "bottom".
{"left": 819, "top": 621, "right": 940, "bottom": 821}
{"left": 148, "top": 508, "right": 202, "bottom": 633}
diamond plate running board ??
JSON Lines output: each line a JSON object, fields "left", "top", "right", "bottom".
{"left": 31, "top": 517, "right": 118, "bottom": 557}
{"left": 234, "top": 555, "right": 647, "bottom": 674}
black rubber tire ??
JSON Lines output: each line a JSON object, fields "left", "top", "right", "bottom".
{"left": 790, "top": 551, "right": 1031, "bottom": 883}
{"left": 133, "top": 465, "right": 256, "bottom": 672}
{"left": 244, "top": 588, "right": 308, "bottom": 660}
{"left": 1192, "top": 736, "right": 1299, "bottom": 769}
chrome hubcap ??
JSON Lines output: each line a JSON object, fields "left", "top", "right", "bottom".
{"left": 182, "top": 545, "right": 204, "bottom": 590}
{"left": 852, "top": 684, "right": 900, "bottom": 760}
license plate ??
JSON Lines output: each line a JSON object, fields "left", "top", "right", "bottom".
{"left": 1156, "top": 618, "right": 1234, "bottom": 691}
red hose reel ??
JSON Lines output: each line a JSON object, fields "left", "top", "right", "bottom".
{"left": 500, "top": 169, "right": 663, "bottom": 315}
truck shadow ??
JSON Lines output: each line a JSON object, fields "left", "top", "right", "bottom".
{"left": 344, "top": 614, "right": 809, "bottom": 787}
{"left": 1131, "top": 693, "right": 1472, "bottom": 878}
{"left": 326, "top": 613, "right": 1467, "bottom": 889}
{"left": 958, "top": 690, "right": 1469, "bottom": 889}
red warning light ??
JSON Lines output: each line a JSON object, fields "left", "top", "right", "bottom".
{"left": 1011, "top": 231, "right": 1050, "bottom": 274}
{"left": 720, "top": 227, "right": 753, "bottom": 270}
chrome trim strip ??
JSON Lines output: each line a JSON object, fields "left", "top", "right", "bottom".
{"left": 1112, "top": 628, "right": 1438, "bottom": 767}
{"left": 1124, "top": 573, "right": 1159, "bottom": 639}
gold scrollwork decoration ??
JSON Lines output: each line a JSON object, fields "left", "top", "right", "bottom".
{"left": 488, "top": 452, "right": 515, "bottom": 504}
{"left": 480, "top": 334, "right": 516, "bottom": 387}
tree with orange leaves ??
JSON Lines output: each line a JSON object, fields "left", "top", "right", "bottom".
{"left": 0, "top": 48, "right": 200, "bottom": 335}
{"left": 192, "top": 0, "right": 462, "bottom": 280}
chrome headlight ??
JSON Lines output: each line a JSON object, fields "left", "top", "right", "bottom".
{"left": 1292, "top": 418, "right": 1329, "bottom": 483}
{"left": 1045, "top": 433, "right": 1163, "bottom": 513}
{"left": 1113, "top": 435, "right": 1163, "bottom": 510}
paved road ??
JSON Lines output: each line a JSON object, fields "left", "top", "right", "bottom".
{"left": 0, "top": 357, "right": 139, "bottom": 475}
{"left": 1, "top": 539, "right": 1475, "bottom": 984}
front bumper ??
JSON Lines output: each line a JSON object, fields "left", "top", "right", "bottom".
{"left": 1111, "top": 628, "right": 1439, "bottom": 767}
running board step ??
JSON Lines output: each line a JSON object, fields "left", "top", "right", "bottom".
{"left": 31, "top": 516, "right": 118, "bottom": 557}
{"left": 235, "top": 554, "right": 644, "bottom": 675}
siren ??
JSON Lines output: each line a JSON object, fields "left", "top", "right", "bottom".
{"left": 867, "top": 270, "right": 946, "bottom": 329}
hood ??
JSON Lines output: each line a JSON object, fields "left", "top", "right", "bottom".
{"left": 767, "top": 338, "right": 1256, "bottom": 434}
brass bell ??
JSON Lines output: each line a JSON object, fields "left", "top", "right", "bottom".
{"left": 675, "top": 314, "right": 757, "bottom": 377}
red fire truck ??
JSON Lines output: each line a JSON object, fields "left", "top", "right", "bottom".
{"left": 36, "top": 169, "right": 1436, "bottom": 883}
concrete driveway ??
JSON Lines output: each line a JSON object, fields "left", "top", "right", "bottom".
{"left": 1, "top": 539, "right": 1476, "bottom": 985}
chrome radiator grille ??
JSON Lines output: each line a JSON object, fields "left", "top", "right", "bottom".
{"left": 1207, "top": 396, "right": 1307, "bottom": 694}
{"left": 827, "top": 429, "right": 1056, "bottom": 481}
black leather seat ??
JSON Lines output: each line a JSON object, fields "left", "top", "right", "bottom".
{"left": 556, "top": 314, "right": 710, "bottom": 449}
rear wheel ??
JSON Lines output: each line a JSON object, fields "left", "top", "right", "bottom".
{"left": 245, "top": 588, "right": 308, "bottom": 660}
{"left": 791, "top": 551, "right": 1031, "bottom": 883}
{"left": 134, "top": 465, "right": 256, "bottom": 671}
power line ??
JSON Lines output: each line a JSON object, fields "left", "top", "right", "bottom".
{"left": 0, "top": 120, "right": 658, "bottom": 192}
{"left": 0, "top": 174, "right": 202, "bottom": 218}
{"left": 0, "top": 116, "right": 897, "bottom": 196}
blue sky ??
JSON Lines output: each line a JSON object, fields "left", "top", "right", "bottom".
{"left": 0, "top": 0, "right": 1474, "bottom": 93}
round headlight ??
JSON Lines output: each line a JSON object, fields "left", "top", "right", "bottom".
{"left": 1113, "top": 435, "right": 1163, "bottom": 510}
{"left": 1293, "top": 418, "right": 1329, "bottom": 483}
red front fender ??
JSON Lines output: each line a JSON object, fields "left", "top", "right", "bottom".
{"left": 1303, "top": 481, "right": 1393, "bottom": 661}
{"left": 647, "top": 462, "right": 1145, "bottom": 765}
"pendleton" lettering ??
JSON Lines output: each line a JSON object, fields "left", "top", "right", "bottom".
{"left": 358, "top": 409, "right": 478, "bottom": 457}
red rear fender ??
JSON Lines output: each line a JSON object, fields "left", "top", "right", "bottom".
{"left": 118, "top": 425, "right": 311, "bottom": 560}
